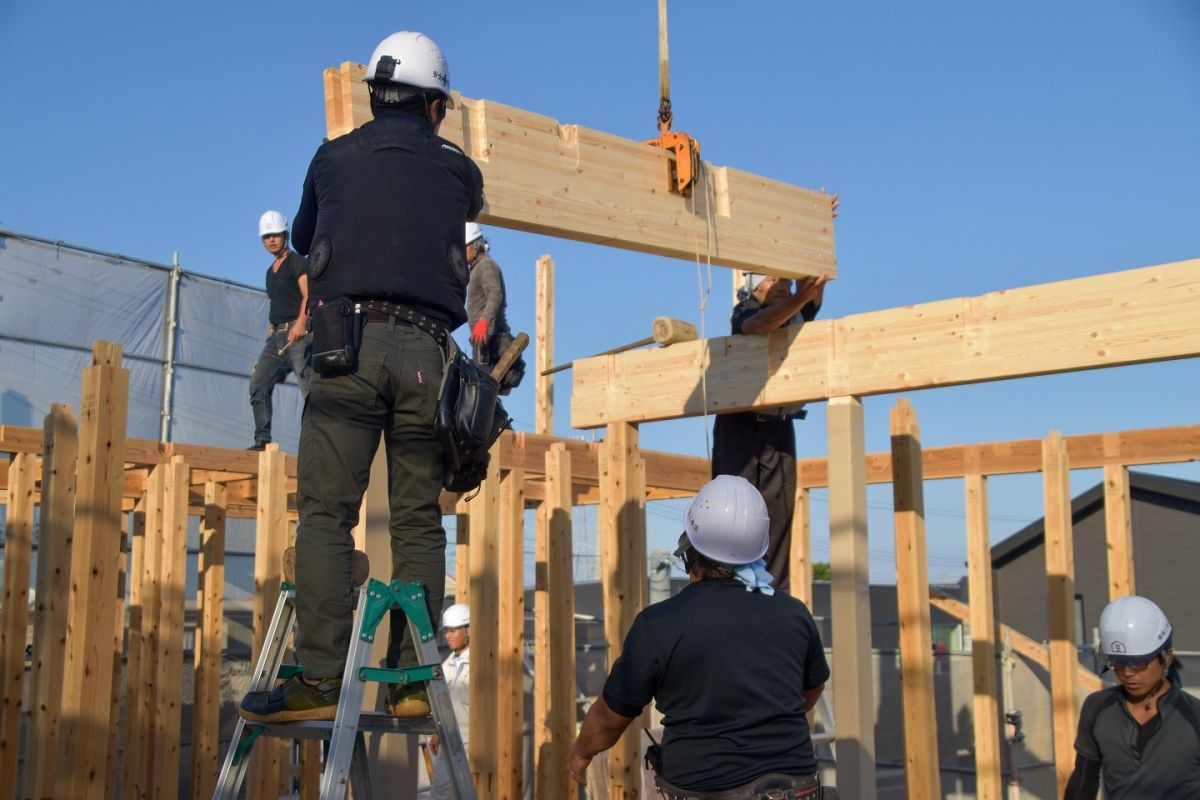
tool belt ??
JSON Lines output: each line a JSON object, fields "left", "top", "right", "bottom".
{"left": 359, "top": 300, "right": 451, "bottom": 351}
{"left": 269, "top": 319, "right": 295, "bottom": 334}
{"left": 653, "top": 773, "right": 822, "bottom": 800}
{"left": 434, "top": 339, "right": 511, "bottom": 492}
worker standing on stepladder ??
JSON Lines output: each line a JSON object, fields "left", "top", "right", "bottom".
{"left": 465, "top": 222, "right": 524, "bottom": 394}
{"left": 567, "top": 475, "right": 835, "bottom": 799}
{"left": 240, "top": 30, "right": 484, "bottom": 723}
{"left": 1065, "top": 595, "right": 1200, "bottom": 799}
{"left": 428, "top": 603, "right": 471, "bottom": 799}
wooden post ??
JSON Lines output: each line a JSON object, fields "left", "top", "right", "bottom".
{"left": 0, "top": 452, "right": 36, "bottom": 792}
{"left": 455, "top": 497, "right": 471, "bottom": 605}
{"left": 191, "top": 480, "right": 226, "bottom": 800}
{"left": 964, "top": 453, "right": 1002, "bottom": 800}
{"left": 468, "top": 454, "right": 502, "bottom": 795}
{"left": 536, "top": 444, "right": 575, "bottom": 800}
{"left": 23, "top": 404, "right": 77, "bottom": 800}
{"left": 599, "top": 422, "right": 646, "bottom": 800}
{"left": 106, "top": 501, "right": 130, "bottom": 800}
{"left": 789, "top": 481, "right": 813, "bottom": 607}
{"left": 535, "top": 254, "right": 555, "bottom": 436}
{"left": 124, "top": 466, "right": 163, "bottom": 798}
{"left": 248, "top": 443, "right": 289, "bottom": 798}
{"left": 1042, "top": 431, "right": 1078, "bottom": 796}
{"left": 889, "top": 400, "right": 941, "bottom": 800}
{"left": 827, "top": 396, "right": 876, "bottom": 799}
{"left": 498, "top": 468, "right": 526, "bottom": 800}
{"left": 151, "top": 456, "right": 189, "bottom": 796}
{"left": 1103, "top": 463, "right": 1135, "bottom": 599}
{"left": 56, "top": 341, "right": 129, "bottom": 800}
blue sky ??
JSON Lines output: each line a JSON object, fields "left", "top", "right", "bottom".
{"left": 3, "top": 1, "right": 1198, "bottom": 582}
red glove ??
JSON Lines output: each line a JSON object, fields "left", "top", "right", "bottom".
{"left": 470, "top": 319, "right": 489, "bottom": 344}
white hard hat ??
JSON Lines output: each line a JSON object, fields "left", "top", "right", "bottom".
{"left": 442, "top": 603, "right": 470, "bottom": 629}
{"left": 465, "top": 222, "right": 484, "bottom": 245}
{"left": 366, "top": 31, "right": 452, "bottom": 100}
{"left": 681, "top": 475, "right": 770, "bottom": 565}
{"left": 1099, "top": 595, "right": 1173, "bottom": 666}
{"left": 258, "top": 210, "right": 288, "bottom": 237}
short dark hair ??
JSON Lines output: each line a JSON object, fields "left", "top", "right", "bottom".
{"left": 368, "top": 82, "right": 445, "bottom": 117}
{"left": 674, "top": 533, "right": 734, "bottom": 580}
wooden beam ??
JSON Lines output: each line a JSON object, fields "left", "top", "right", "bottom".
{"left": 889, "top": 400, "right": 941, "bottom": 800}
{"left": 468, "top": 454, "right": 502, "bottom": 796}
{"left": 572, "top": 258, "right": 1200, "bottom": 427}
{"left": 827, "top": 396, "right": 876, "bottom": 800}
{"left": 1102, "top": 463, "right": 1135, "bottom": 599}
{"left": 789, "top": 480, "right": 813, "bottom": 608}
{"left": 24, "top": 405, "right": 78, "bottom": 800}
{"left": 56, "top": 341, "right": 129, "bottom": 800}
{"left": 152, "top": 456, "right": 189, "bottom": 797}
{"left": 535, "top": 255, "right": 555, "bottom": 436}
{"left": 454, "top": 497, "right": 470, "bottom": 606}
{"left": 497, "top": 469, "right": 526, "bottom": 800}
{"left": 123, "top": 468, "right": 161, "bottom": 798}
{"left": 107, "top": 492, "right": 131, "bottom": 800}
{"left": 191, "top": 481, "right": 226, "bottom": 800}
{"left": 0, "top": 452, "right": 36, "bottom": 793}
{"left": 600, "top": 423, "right": 646, "bottom": 800}
{"left": 323, "top": 63, "right": 836, "bottom": 279}
{"left": 964, "top": 458, "right": 1003, "bottom": 800}
{"left": 535, "top": 444, "right": 575, "bottom": 800}
{"left": 1042, "top": 432, "right": 1079, "bottom": 797}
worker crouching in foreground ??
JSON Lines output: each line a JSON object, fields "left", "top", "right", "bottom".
{"left": 465, "top": 222, "right": 524, "bottom": 394}
{"left": 239, "top": 30, "right": 483, "bottom": 723}
{"left": 1065, "top": 595, "right": 1200, "bottom": 799}
{"left": 567, "top": 475, "right": 835, "bottom": 800}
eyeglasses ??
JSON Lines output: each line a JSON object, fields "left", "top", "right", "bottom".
{"left": 1105, "top": 656, "right": 1155, "bottom": 672}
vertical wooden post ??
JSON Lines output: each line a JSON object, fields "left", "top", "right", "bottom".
{"left": 0, "top": 452, "right": 36, "bottom": 792}
{"left": 1042, "top": 431, "right": 1078, "bottom": 796}
{"left": 151, "top": 456, "right": 189, "bottom": 796}
{"left": 248, "top": 443, "right": 289, "bottom": 798}
{"left": 536, "top": 444, "right": 575, "bottom": 800}
{"left": 1103, "top": 463, "right": 1135, "bottom": 599}
{"left": 24, "top": 404, "right": 78, "bottom": 800}
{"left": 106, "top": 501, "right": 130, "bottom": 800}
{"left": 789, "top": 481, "right": 813, "bottom": 607}
{"left": 498, "top": 468, "right": 526, "bottom": 800}
{"left": 599, "top": 422, "right": 646, "bottom": 800}
{"left": 56, "top": 341, "right": 129, "bottom": 800}
{"left": 889, "top": 400, "right": 941, "bottom": 800}
{"left": 124, "top": 466, "right": 163, "bottom": 798}
{"left": 468, "top": 454, "right": 502, "bottom": 795}
{"left": 964, "top": 451, "right": 1002, "bottom": 800}
{"left": 535, "top": 255, "right": 555, "bottom": 436}
{"left": 826, "top": 396, "right": 876, "bottom": 800}
{"left": 455, "top": 497, "right": 471, "bottom": 606}
{"left": 191, "top": 480, "right": 226, "bottom": 800}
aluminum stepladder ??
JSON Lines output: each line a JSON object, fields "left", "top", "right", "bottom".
{"left": 214, "top": 577, "right": 477, "bottom": 800}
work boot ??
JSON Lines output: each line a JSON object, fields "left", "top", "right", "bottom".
{"left": 239, "top": 675, "right": 341, "bottom": 723}
{"left": 247, "top": 441, "right": 267, "bottom": 451}
{"left": 387, "top": 684, "right": 431, "bottom": 718}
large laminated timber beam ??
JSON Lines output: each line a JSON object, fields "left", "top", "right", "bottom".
{"left": 572, "top": 258, "right": 1200, "bottom": 427}
{"left": 323, "top": 62, "right": 836, "bottom": 278}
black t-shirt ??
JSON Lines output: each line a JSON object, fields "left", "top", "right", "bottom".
{"left": 265, "top": 251, "right": 307, "bottom": 325}
{"left": 602, "top": 580, "right": 830, "bottom": 792}
{"left": 291, "top": 111, "right": 485, "bottom": 328}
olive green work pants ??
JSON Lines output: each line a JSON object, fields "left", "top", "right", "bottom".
{"left": 294, "top": 320, "right": 447, "bottom": 678}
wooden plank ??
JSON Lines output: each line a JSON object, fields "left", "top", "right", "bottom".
{"left": 497, "top": 469, "right": 526, "bottom": 800}
{"left": 106, "top": 497, "right": 130, "bottom": 800}
{"left": 56, "top": 341, "right": 129, "bottom": 800}
{"left": 191, "top": 481, "right": 226, "bottom": 800}
{"left": 827, "top": 396, "right": 876, "bottom": 800}
{"left": 0, "top": 452, "right": 36, "bottom": 793}
{"left": 789, "top": 480, "right": 813, "bottom": 608}
{"left": 152, "top": 456, "right": 189, "bottom": 796}
{"left": 535, "top": 255, "right": 555, "bottom": 436}
{"left": 454, "top": 497, "right": 470, "bottom": 606}
{"left": 323, "top": 63, "right": 837, "bottom": 279}
{"left": 123, "top": 468, "right": 161, "bottom": 798}
{"left": 599, "top": 423, "right": 646, "bottom": 800}
{"left": 889, "top": 400, "right": 941, "bottom": 800}
{"left": 24, "top": 405, "right": 78, "bottom": 800}
{"left": 468, "top": 454, "right": 501, "bottom": 796}
{"left": 572, "top": 259, "right": 1200, "bottom": 427}
{"left": 1042, "top": 432, "right": 1079, "bottom": 797}
{"left": 248, "top": 443, "right": 289, "bottom": 798}
{"left": 964, "top": 459, "right": 1002, "bottom": 800}
{"left": 1103, "top": 463, "right": 1135, "bottom": 599}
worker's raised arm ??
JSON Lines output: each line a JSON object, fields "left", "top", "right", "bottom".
{"left": 739, "top": 272, "right": 828, "bottom": 335}
{"left": 567, "top": 697, "right": 637, "bottom": 784}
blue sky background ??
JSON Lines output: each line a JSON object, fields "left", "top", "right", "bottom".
{"left": 2, "top": 1, "right": 1198, "bottom": 583}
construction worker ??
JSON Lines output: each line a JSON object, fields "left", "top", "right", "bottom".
{"left": 248, "top": 210, "right": 310, "bottom": 450}
{"left": 709, "top": 270, "right": 828, "bottom": 591}
{"left": 568, "top": 475, "right": 831, "bottom": 799}
{"left": 465, "top": 222, "right": 524, "bottom": 393}
{"left": 240, "top": 31, "right": 483, "bottom": 723}
{"left": 428, "top": 603, "right": 470, "bottom": 800}
{"left": 1065, "top": 595, "right": 1200, "bottom": 799}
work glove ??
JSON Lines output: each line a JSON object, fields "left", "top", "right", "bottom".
{"left": 470, "top": 319, "right": 489, "bottom": 344}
